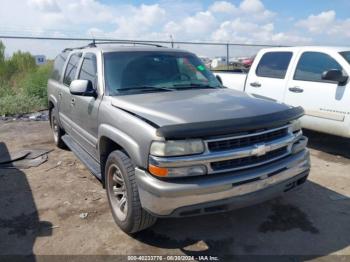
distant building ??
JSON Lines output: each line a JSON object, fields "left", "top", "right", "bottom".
{"left": 198, "top": 56, "right": 212, "bottom": 69}
{"left": 211, "top": 57, "right": 227, "bottom": 69}
{"left": 34, "top": 55, "right": 47, "bottom": 65}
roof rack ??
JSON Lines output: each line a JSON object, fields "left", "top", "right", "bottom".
{"left": 62, "top": 45, "right": 90, "bottom": 52}
{"left": 90, "top": 40, "right": 165, "bottom": 48}
{"left": 62, "top": 39, "right": 166, "bottom": 52}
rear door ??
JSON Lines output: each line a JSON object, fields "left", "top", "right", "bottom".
{"left": 70, "top": 52, "right": 101, "bottom": 159}
{"left": 49, "top": 52, "right": 68, "bottom": 128}
{"left": 59, "top": 52, "right": 82, "bottom": 134}
{"left": 245, "top": 51, "right": 293, "bottom": 102}
{"left": 284, "top": 51, "right": 349, "bottom": 135}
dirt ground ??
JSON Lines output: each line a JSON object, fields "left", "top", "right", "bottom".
{"left": 0, "top": 121, "right": 349, "bottom": 260}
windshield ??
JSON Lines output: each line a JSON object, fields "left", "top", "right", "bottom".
{"left": 104, "top": 51, "right": 222, "bottom": 95}
{"left": 340, "top": 51, "right": 350, "bottom": 64}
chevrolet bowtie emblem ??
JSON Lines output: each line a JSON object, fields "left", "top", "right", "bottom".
{"left": 252, "top": 143, "right": 268, "bottom": 156}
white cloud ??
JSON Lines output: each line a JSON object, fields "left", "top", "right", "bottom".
{"left": 212, "top": 19, "right": 311, "bottom": 45}
{"left": 161, "top": 11, "right": 217, "bottom": 41}
{"left": 112, "top": 4, "right": 166, "bottom": 39}
{"left": 240, "top": 0, "right": 264, "bottom": 13}
{"left": 65, "top": 0, "right": 115, "bottom": 24}
{"left": 297, "top": 10, "right": 336, "bottom": 33}
{"left": 0, "top": 0, "right": 333, "bottom": 58}
{"left": 209, "top": 1, "right": 237, "bottom": 13}
{"left": 28, "top": 0, "right": 61, "bottom": 13}
{"left": 239, "top": 0, "right": 275, "bottom": 21}
{"left": 208, "top": 0, "right": 274, "bottom": 21}
{"left": 296, "top": 10, "right": 350, "bottom": 39}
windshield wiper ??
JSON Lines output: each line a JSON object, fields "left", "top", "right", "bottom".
{"left": 172, "top": 83, "right": 221, "bottom": 89}
{"left": 117, "top": 86, "right": 173, "bottom": 93}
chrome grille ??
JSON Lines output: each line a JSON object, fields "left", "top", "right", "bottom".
{"left": 211, "top": 146, "right": 288, "bottom": 171}
{"left": 208, "top": 128, "right": 288, "bottom": 152}
{"left": 150, "top": 123, "right": 303, "bottom": 176}
{"left": 202, "top": 124, "right": 295, "bottom": 173}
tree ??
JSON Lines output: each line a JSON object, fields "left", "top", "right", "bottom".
{"left": 0, "top": 41, "right": 6, "bottom": 85}
{"left": 10, "top": 51, "right": 37, "bottom": 73}
{"left": 0, "top": 41, "right": 4, "bottom": 63}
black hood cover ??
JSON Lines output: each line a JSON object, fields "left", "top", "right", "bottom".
{"left": 156, "top": 106, "right": 304, "bottom": 139}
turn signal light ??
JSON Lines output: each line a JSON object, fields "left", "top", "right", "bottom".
{"left": 149, "top": 164, "right": 169, "bottom": 177}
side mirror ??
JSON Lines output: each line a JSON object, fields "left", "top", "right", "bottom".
{"left": 322, "top": 69, "right": 348, "bottom": 85}
{"left": 216, "top": 75, "right": 223, "bottom": 85}
{"left": 70, "top": 80, "right": 97, "bottom": 97}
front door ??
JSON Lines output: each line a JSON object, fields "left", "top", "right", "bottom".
{"left": 70, "top": 52, "right": 101, "bottom": 159}
{"left": 284, "top": 51, "right": 348, "bottom": 135}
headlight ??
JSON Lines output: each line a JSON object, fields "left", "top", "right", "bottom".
{"left": 290, "top": 119, "right": 302, "bottom": 133}
{"left": 150, "top": 140, "right": 205, "bottom": 157}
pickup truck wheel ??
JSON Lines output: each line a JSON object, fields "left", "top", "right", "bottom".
{"left": 105, "top": 150, "right": 157, "bottom": 234}
{"left": 50, "top": 108, "right": 66, "bottom": 149}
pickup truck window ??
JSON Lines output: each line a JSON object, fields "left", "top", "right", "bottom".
{"left": 294, "top": 52, "right": 342, "bottom": 82}
{"left": 51, "top": 52, "right": 68, "bottom": 81}
{"left": 63, "top": 53, "right": 82, "bottom": 86}
{"left": 340, "top": 51, "right": 350, "bottom": 64}
{"left": 78, "top": 53, "right": 97, "bottom": 90}
{"left": 104, "top": 51, "right": 221, "bottom": 95}
{"left": 256, "top": 52, "right": 292, "bottom": 79}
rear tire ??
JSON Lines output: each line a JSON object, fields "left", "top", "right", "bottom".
{"left": 50, "top": 107, "right": 66, "bottom": 149}
{"left": 105, "top": 150, "right": 157, "bottom": 234}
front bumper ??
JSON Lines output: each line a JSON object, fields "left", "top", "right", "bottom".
{"left": 135, "top": 149, "right": 310, "bottom": 217}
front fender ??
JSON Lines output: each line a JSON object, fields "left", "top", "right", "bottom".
{"left": 48, "top": 94, "right": 58, "bottom": 108}
{"left": 98, "top": 124, "right": 143, "bottom": 167}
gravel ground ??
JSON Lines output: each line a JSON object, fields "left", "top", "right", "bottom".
{"left": 0, "top": 121, "right": 349, "bottom": 261}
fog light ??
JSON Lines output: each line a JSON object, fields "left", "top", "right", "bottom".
{"left": 167, "top": 165, "right": 207, "bottom": 177}
{"left": 148, "top": 164, "right": 207, "bottom": 178}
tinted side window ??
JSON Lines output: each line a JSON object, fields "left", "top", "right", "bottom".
{"left": 294, "top": 52, "right": 342, "bottom": 82}
{"left": 256, "top": 52, "right": 293, "bottom": 79}
{"left": 51, "top": 52, "right": 68, "bottom": 81}
{"left": 78, "top": 53, "right": 97, "bottom": 89}
{"left": 63, "top": 53, "right": 82, "bottom": 86}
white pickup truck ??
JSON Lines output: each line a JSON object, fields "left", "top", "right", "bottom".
{"left": 215, "top": 46, "right": 350, "bottom": 138}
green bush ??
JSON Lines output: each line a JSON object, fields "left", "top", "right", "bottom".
{"left": 11, "top": 51, "right": 37, "bottom": 74}
{"left": 0, "top": 83, "right": 14, "bottom": 97}
{"left": 0, "top": 41, "right": 52, "bottom": 115}
{"left": 21, "top": 63, "right": 52, "bottom": 103}
{"left": 0, "top": 94, "right": 45, "bottom": 116}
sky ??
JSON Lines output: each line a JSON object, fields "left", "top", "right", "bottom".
{"left": 0, "top": 0, "right": 350, "bottom": 58}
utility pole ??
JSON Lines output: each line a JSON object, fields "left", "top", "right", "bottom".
{"left": 169, "top": 34, "right": 174, "bottom": 48}
{"left": 226, "top": 43, "right": 229, "bottom": 69}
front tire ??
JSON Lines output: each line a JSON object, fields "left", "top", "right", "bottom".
{"left": 50, "top": 107, "right": 66, "bottom": 149}
{"left": 105, "top": 150, "right": 157, "bottom": 234}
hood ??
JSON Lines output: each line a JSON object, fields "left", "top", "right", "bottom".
{"left": 111, "top": 88, "right": 290, "bottom": 127}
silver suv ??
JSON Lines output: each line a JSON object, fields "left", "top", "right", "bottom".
{"left": 48, "top": 42, "right": 310, "bottom": 233}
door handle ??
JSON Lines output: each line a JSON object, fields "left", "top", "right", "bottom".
{"left": 288, "top": 87, "right": 304, "bottom": 93}
{"left": 71, "top": 98, "right": 76, "bottom": 106}
{"left": 250, "top": 82, "right": 261, "bottom": 87}
{"left": 58, "top": 93, "right": 62, "bottom": 100}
